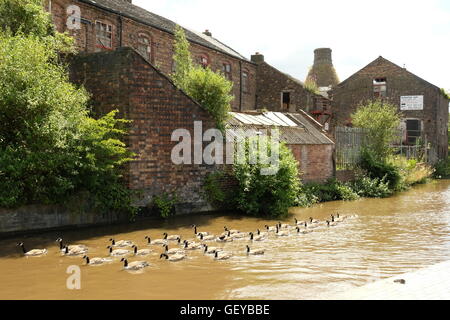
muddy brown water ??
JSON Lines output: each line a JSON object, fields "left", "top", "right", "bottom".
{"left": 0, "top": 181, "right": 449, "bottom": 300}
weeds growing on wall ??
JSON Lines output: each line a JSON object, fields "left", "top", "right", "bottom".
{"left": 153, "top": 193, "right": 178, "bottom": 218}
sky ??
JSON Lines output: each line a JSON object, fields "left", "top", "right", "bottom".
{"left": 134, "top": 0, "right": 450, "bottom": 91}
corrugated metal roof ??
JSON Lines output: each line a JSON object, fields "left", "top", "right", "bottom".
{"left": 227, "top": 112, "right": 334, "bottom": 145}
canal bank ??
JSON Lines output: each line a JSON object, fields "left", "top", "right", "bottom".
{"left": 0, "top": 180, "right": 449, "bottom": 300}
{"left": 329, "top": 260, "right": 450, "bottom": 300}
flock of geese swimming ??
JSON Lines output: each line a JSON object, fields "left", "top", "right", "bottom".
{"left": 16, "top": 213, "right": 357, "bottom": 271}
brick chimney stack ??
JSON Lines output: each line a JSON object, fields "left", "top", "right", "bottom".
{"left": 306, "top": 48, "right": 340, "bottom": 88}
{"left": 251, "top": 52, "right": 264, "bottom": 64}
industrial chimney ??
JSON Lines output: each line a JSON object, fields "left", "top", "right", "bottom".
{"left": 306, "top": 48, "right": 339, "bottom": 88}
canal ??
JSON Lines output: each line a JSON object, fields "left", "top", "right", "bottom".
{"left": 0, "top": 180, "right": 449, "bottom": 300}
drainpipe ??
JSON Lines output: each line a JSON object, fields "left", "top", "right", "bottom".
{"left": 239, "top": 61, "right": 243, "bottom": 111}
{"left": 48, "top": 0, "right": 52, "bottom": 13}
{"left": 118, "top": 16, "right": 123, "bottom": 47}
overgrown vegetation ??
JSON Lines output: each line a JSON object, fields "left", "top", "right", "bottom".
{"left": 441, "top": 88, "right": 450, "bottom": 100}
{"left": 304, "top": 77, "right": 320, "bottom": 95}
{"left": 0, "top": 0, "right": 135, "bottom": 214}
{"left": 153, "top": 193, "right": 178, "bottom": 218}
{"left": 171, "top": 25, "right": 232, "bottom": 131}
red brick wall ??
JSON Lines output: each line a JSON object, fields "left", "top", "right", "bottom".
{"left": 253, "top": 61, "right": 332, "bottom": 126}
{"left": 331, "top": 57, "right": 448, "bottom": 162}
{"left": 69, "top": 48, "right": 222, "bottom": 213}
{"left": 46, "top": 0, "right": 257, "bottom": 111}
{"left": 288, "top": 144, "right": 334, "bottom": 183}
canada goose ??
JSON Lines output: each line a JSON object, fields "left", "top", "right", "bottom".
{"left": 145, "top": 236, "right": 167, "bottom": 246}
{"left": 109, "top": 238, "right": 133, "bottom": 248}
{"left": 203, "top": 245, "right": 222, "bottom": 255}
{"left": 164, "top": 245, "right": 185, "bottom": 255}
{"left": 83, "top": 255, "right": 112, "bottom": 265}
{"left": 132, "top": 245, "right": 152, "bottom": 256}
{"left": 107, "top": 246, "right": 131, "bottom": 256}
{"left": 224, "top": 226, "right": 240, "bottom": 235}
{"left": 198, "top": 233, "right": 216, "bottom": 241}
{"left": 275, "top": 226, "right": 289, "bottom": 237}
{"left": 163, "top": 233, "right": 181, "bottom": 241}
{"left": 296, "top": 227, "right": 312, "bottom": 235}
{"left": 246, "top": 245, "right": 265, "bottom": 255}
{"left": 230, "top": 231, "right": 248, "bottom": 239}
{"left": 294, "top": 218, "right": 306, "bottom": 226}
{"left": 55, "top": 238, "right": 87, "bottom": 252}
{"left": 327, "top": 220, "right": 338, "bottom": 227}
{"left": 214, "top": 251, "right": 232, "bottom": 260}
{"left": 215, "top": 235, "right": 233, "bottom": 243}
{"left": 62, "top": 245, "right": 87, "bottom": 256}
{"left": 121, "top": 258, "right": 150, "bottom": 270}
{"left": 249, "top": 232, "right": 266, "bottom": 242}
{"left": 160, "top": 253, "right": 186, "bottom": 262}
{"left": 265, "top": 224, "right": 277, "bottom": 232}
{"left": 278, "top": 222, "right": 291, "bottom": 229}
{"left": 183, "top": 240, "right": 203, "bottom": 250}
{"left": 305, "top": 222, "right": 319, "bottom": 229}
{"left": 17, "top": 243, "right": 47, "bottom": 256}
{"left": 192, "top": 225, "right": 209, "bottom": 237}
{"left": 310, "top": 217, "right": 319, "bottom": 224}
{"left": 334, "top": 213, "right": 344, "bottom": 223}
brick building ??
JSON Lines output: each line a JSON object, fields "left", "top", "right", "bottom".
{"left": 47, "top": 0, "right": 336, "bottom": 211}
{"left": 251, "top": 52, "right": 333, "bottom": 129}
{"left": 331, "top": 56, "right": 449, "bottom": 163}
{"left": 47, "top": 0, "right": 257, "bottom": 111}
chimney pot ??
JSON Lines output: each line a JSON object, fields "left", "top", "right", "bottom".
{"left": 251, "top": 52, "right": 264, "bottom": 64}
{"left": 203, "top": 29, "right": 212, "bottom": 37}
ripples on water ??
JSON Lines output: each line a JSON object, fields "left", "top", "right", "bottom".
{"left": 0, "top": 180, "right": 449, "bottom": 300}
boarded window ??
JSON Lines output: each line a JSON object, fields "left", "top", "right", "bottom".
{"left": 242, "top": 71, "right": 249, "bottom": 93}
{"left": 282, "top": 92, "right": 290, "bottom": 110}
{"left": 95, "top": 21, "right": 112, "bottom": 49}
{"left": 137, "top": 34, "right": 151, "bottom": 61}
{"left": 222, "top": 63, "right": 232, "bottom": 80}
{"left": 373, "top": 78, "right": 387, "bottom": 98}
{"left": 406, "top": 119, "right": 422, "bottom": 145}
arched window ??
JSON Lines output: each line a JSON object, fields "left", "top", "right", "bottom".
{"left": 137, "top": 33, "right": 152, "bottom": 61}
{"left": 222, "top": 62, "right": 232, "bottom": 80}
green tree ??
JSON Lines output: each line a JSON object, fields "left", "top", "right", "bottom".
{"left": 171, "top": 25, "right": 232, "bottom": 131}
{"left": 233, "top": 137, "right": 301, "bottom": 218}
{"left": 0, "top": 0, "right": 134, "bottom": 213}
{"left": 351, "top": 100, "right": 401, "bottom": 160}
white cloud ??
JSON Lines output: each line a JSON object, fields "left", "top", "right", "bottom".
{"left": 135, "top": 0, "right": 450, "bottom": 90}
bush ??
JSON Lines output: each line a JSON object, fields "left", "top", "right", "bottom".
{"left": 387, "top": 156, "right": 434, "bottom": 187}
{"left": 203, "top": 171, "right": 236, "bottom": 210}
{"left": 434, "top": 158, "right": 450, "bottom": 179}
{"left": 233, "top": 138, "right": 301, "bottom": 218}
{"left": 153, "top": 193, "right": 178, "bottom": 218}
{"left": 352, "top": 175, "right": 393, "bottom": 198}
{"left": 351, "top": 100, "right": 401, "bottom": 160}
{"left": 359, "top": 148, "right": 402, "bottom": 190}
{"left": 300, "top": 179, "right": 359, "bottom": 204}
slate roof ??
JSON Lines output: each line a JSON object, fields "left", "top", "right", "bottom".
{"left": 78, "top": 0, "right": 249, "bottom": 62}
{"left": 227, "top": 111, "right": 334, "bottom": 145}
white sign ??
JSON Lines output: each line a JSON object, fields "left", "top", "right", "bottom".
{"left": 400, "top": 95, "right": 424, "bottom": 111}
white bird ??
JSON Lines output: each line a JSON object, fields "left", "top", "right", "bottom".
{"left": 17, "top": 243, "right": 47, "bottom": 256}
{"left": 83, "top": 255, "right": 112, "bottom": 265}
{"left": 121, "top": 258, "right": 150, "bottom": 270}
{"left": 214, "top": 251, "right": 232, "bottom": 260}
{"left": 163, "top": 233, "right": 181, "bottom": 241}
{"left": 333, "top": 213, "right": 345, "bottom": 223}
{"left": 183, "top": 240, "right": 203, "bottom": 250}
{"left": 215, "top": 235, "right": 233, "bottom": 243}
{"left": 56, "top": 238, "right": 87, "bottom": 252}
{"left": 110, "top": 238, "right": 133, "bottom": 248}
{"left": 327, "top": 220, "right": 338, "bottom": 227}
{"left": 145, "top": 236, "right": 167, "bottom": 246}
{"left": 246, "top": 245, "right": 265, "bottom": 255}
{"left": 294, "top": 218, "right": 306, "bottom": 226}
{"left": 62, "top": 246, "right": 88, "bottom": 256}
{"left": 296, "top": 227, "right": 313, "bottom": 235}
{"left": 107, "top": 246, "right": 131, "bottom": 256}
{"left": 160, "top": 253, "right": 186, "bottom": 262}
{"left": 132, "top": 245, "right": 152, "bottom": 256}
{"left": 278, "top": 222, "right": 291, "bottom": 229}
{"left": 249, "top": 232, "right": 266, "bottom": 242}
{"left": 192, "top": 225, "right": 210, "bottom": 237}
{"left": 203, "top": 245, "right": 222, "bottom": 255}
{"left": 164, "top": 245, "right": 185, "bottom": 255}
{"left": 275, "top": 226, "right": 289, "bottom": 237}
{"left": 265, "top": 224, "right": 277, "bottom": 232}
{"left": 224, "top": 226, "right": 240, "bottom": 235}
{"left": 198, "top": 233, "right": 216, "bottom": 241}
{"left": 309, "top": 217, "right": 320, "bottom": 224}
{"left": 305, "top": 222, "right": 319, "bottom": 229}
